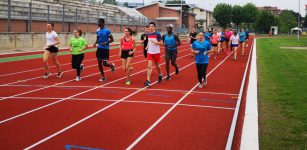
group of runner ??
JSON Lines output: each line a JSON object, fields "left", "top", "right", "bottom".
{"left": 42, "top": 19, "right": 249, "bottom": 88}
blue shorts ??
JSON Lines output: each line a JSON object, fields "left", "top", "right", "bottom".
{"left": 231, "top": 44, "right": 239, "bottom": 47}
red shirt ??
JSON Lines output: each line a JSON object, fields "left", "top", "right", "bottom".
{"left": 121, "top": 36, "right": 134, "bottom": 50}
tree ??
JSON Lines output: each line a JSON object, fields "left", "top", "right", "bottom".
{"left": 256, "top": 11, "right": 277, "bottom": 33}
{"left": 213, "top": 3, "right": 232, "bottom": 28}
{"left": 231, "top": 5, "right": 244, "bottom": 29}
{"left": 243, "top": 3, "right": 259, "bottom": 28}
{"left": 279, "top": 10, "right": 297, "bottom": 33}
{"left": 303, "top": 14, "right": 307, "bottom": 28}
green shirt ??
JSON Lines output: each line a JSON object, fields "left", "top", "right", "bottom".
{"left": 69, "top": 37, "right": 87, "bottom": 55}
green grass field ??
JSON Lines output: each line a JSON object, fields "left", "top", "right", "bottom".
{"left": 257, "top": 36, "right": 307, "bottom": 149}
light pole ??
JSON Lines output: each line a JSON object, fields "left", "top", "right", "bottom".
{"left": 297, "top": 0, "right": 300, "bottom": 42}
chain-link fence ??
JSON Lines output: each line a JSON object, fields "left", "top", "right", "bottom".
{"left": 0, "top": 0, "right": 149, "bottom": 33}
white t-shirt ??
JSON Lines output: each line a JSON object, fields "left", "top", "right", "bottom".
{"left": 230, "top": 35, "right": 239, "bottom": 45}
{"left": 46, "top": 31, "right": 58, "bottom": 46}
{"left": 147, "top": 31, "right": 162, "bottom": 54}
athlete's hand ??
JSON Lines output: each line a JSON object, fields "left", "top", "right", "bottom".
{"left": 101, "top": 42, "right": 107, "bottom": 46}
{"left": 194, "top": 50, "right": 200, "bottom": 54}
{"left": 93, "top": 44, "right": 96, "bottom": 47}
{"left": 129, "top": 51, "right": 134, "bottom": 55}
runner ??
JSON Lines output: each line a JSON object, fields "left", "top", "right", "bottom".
{"left": 93, "top": 18, "right": 116, "bottom": 82}
{"left": 211, "top": 29, "right": 219, "bottom": 59}
{"left": 192, "top": 32, "right": 214, "bottom": 88}
{"left": 189, "top": 27, "right": 198, "bottom": 58}
{"left": 224, "top": 28, "right": 233, "bottom": 55}
{"left": 245, "top": 29, "right": 249, "bottom": 47}
{"left": 204, "top": 28, "right": 212, "bottom": 43}
{"left": 238, "top": 28, "right": 246, "bottom": 56}
{"left": 42, "top": 22, "right": 63, "bottom": 79}
{"left": 162, "top": 24, "right": 181, "bottom": 81}
{"left": 230, "top": 31, "right": 239, "bottom": 61}
{"left": 119, "top": 27, "right": 137, "bottom": 85}
{"left": 140, "top": 25, "right": 149, "bottom": 58}
{"left": 69, "top": 29, "right": 88, "bottom": 81}
{"left": 144, "top": 22, "right": 163, "bottom": 87}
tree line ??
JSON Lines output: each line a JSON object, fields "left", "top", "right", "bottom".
{"left": 213, "top": 3, "right": 307, "bottom": 34}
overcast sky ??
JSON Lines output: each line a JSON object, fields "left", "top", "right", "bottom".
{"left": 116, "top": 0, "right": 307, "bottom": 15}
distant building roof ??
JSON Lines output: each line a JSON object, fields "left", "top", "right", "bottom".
{"left": 155, "top": 17, "right": 179, "bottom": 20}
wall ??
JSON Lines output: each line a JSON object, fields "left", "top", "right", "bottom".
{"left": 0, "top": 32, "right": 144, "bottom": 51}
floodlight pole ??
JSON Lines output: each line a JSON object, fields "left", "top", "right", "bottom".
{"left": 297, "top": 0, "right": 300, "bottom": 42}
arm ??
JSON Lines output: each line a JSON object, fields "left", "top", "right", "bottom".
{"left": 94, "top": 36, "right": 98, "bottom": 47}
{"left": 129, "top": 39, "right": 136, "bottom": 55}
{"left": 118, "top": 38, "right": 122, "bottom": 56}
{"left": 47, "top": 36, "right": 60, "bottom": 47}
{"left": 174, "top": 35, "right": 181, "bottom": 47}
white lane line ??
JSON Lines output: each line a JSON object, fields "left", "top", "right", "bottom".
{"left": 0, "top": 44, "right": 190, "bottom": 77}
{"left": 1, "top": 85, "right": 239, "bottom": 96}
{"left": 225, "top": 39, "right": 254, "bottom": 150}
{"left": 126, "top": 51, "right": 233, "bottom": 150}
{"left": 0, "top": 53, "right": 191, "bottom": 124}
{"left": 23, "top": 61, "right": 196, "bottom": 150}
{"left": 0, "top": 48, "right": 190, "bottom": 101}
{"left": 0, "top": 96, "right": 234, "bottom": 110}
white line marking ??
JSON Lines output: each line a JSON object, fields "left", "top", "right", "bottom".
{"left": 225, "top": 39, "right": 254, "bottom": 150}
{"left": 23, "top": 61, "right": 196, "bottom": 150}
{"left": 0, "top": 53, "right": 191, "bottom": 123}
{"left": 126, "top": 51, "right": 233, "bottom": 150}
{"left": 0, "top": 96, "right": 235, "bottom": 110}
{"left": 0, "top": 85, "right": 239, "bottom": 96}
{"left": 0, "top": 48, "right": 190, "bottom": 101}
{"left": 0, "top": 45, "right": 190, "bottom": 77}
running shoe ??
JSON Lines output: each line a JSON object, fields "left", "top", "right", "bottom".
{"left": 203, "top": 79, "right": 207, "bottom": 86}
{"left": 43, "top": 72, "right": 50, "bottom": 79}
{"left": 144, "top": 80, "right": 151, "bottom": 87}
{"left": 198, "top": 83, "right": 203, "bottom": 88}
{"left": 175, "top": 65, "right": 179, "bottom": 75}
{"left": 80, "top": 64, "right": 84, "bottom": 72}
{"left": 57, "top": 71, "right": 63, "bottom": 78}
{"left": 125, "top": 80, "right": 131, "bottom": 85}
{"left": 166, "top": 75, "right": 171, "bottom": 81}
{"left": 111, "top": 63, "right": 116, "bottom": 72}
{"left": 75, "top": 76, "right": 81, "bottom": 81}
{"left": 99, "top": 76, "right": 106, "bottom": 82}
{"left": 158, "top": 75, "right": 163, "bottom": 83}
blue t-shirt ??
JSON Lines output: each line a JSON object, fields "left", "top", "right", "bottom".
{"left": 204, "top": 32, "right": 212, "bottom": 43}
{"left": 238, "top": 32, "right": 246, "bottom": 42}
{"left": 96, "top": 28, "right": 112, "bottom": 49}
{"left": 192, "top": 40, "right": 212, "bottom": 64}
{"left": 163, "top": 33, "right": 177, "bottom": 51}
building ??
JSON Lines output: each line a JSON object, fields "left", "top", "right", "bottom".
{"left": 305, "top": 4, "right": 307, "bottom": 16}
{"left": 136, "top": 2, "right": 195, "bottom": 33}
{"left": 189, "top": 5, "right": 213, "bottom": 30}
{"left": 258, "top": 6, "right": 283, "bottom": 16}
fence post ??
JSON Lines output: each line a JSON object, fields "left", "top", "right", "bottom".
{"left": 87, "top": 10, "right": 89, "bottom": 32}
{"left": 75, "top": 8, "right": 78, "bottom": 29}
{"left": 120, "top": 14, "right": 122, "bottom": 32}
{"left": 47, "top": 5, "right": 50, "bottom": 22}
{"left": 113, "top": 12, "right": 116, "bottom": 32}
{"left": 8, "top": 0, "right": 11, "bottom": 32}
{"left": 29, "top": 2, "right": 32, "bottom": 32}
{"left": 62, "top": 4, "right": 65, "bottom": 32}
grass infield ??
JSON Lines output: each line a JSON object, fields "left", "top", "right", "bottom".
{"left": 257, "top": 36, "right": 307, "bottom": 149}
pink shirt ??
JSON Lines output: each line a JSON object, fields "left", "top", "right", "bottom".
{"left": 211, "top": 34, "right": 219, "bottom": 44}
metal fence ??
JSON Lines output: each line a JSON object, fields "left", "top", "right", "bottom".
{"left": 1, "top": 0, "right": 149, "bottom": 32}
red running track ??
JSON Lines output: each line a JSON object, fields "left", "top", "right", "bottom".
{"left": 0, "top": 38, "right": 254, "bottom": 150}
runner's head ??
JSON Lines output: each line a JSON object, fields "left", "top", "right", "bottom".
{"left": 198, "top": 32, "right": 204, "bottom": 41}
{"left": 192, "top": 27, "right": 195, "bottom": 32}
{"left": 73, "top": 29, "right": 82, "bottom": 37}
{"left": 98, "top": 18, "right": 105, "bottom": 28}
{"left": 149, "top": 22, "right": 156, "bottom": 32}
{"left": 144, "top": 25, "right": 149, "bottom": 34}
{"left": 124, "top": 27, "right": 137, "bottom": 36}
{"left": 46, "top": 22, "right": 54, "bottom": 32}
{"left": 241, "top": 28, "right": 245, "bottom": 32}
{"left": 166, "top": 24, "right": 173, "bottom": 34}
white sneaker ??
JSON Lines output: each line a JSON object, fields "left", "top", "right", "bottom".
{"left": 198, "top": 83, "right": 203, "bottom": 88}
{"left": 75, "top": 76, "right": 81, "bottom": 81}
{"left": 43, "top": 72, "right": 50, "bottom": 79}
{"left": 203, "top": 79, "right": 207, "bottom": 86}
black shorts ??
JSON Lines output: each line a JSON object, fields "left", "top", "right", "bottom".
{"left": 211, "top": 44, "right": 218, "bottom": 47}
{"left": 121, "top": 50, "right": 134, "bottom": 59}
{"left": 72, "top": 53, "right": 84, "bottom": 69}
{"left": 225, "top": 38, "right": 230, "bottom": 42}
{"left": 165, "top": 50, "right": 177, "bottom": 61}
{"left": 96, "top": 48, "right": 109, "bottom": 61}
{"left": 46, "top": 45, "right": 58, "bottom": 53}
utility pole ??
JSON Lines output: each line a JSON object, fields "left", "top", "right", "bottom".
{"left": 297, "top": 0, "right": 300, "bottom": 42}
